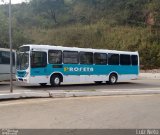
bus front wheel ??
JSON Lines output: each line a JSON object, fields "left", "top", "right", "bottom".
{"left": 108, "top": 73, "right": 118, "bottom": 85}
{"left": 50, "top": 75, "right": 61, "bottom": 87}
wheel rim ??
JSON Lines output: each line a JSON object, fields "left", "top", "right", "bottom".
{"left": 111, "top": 76, "right": 116, "bottom": 83}
{"left": 54, "top": 77, "right": 60, "bottom": 85}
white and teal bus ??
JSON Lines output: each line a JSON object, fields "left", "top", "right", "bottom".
{"left": 16, "top": 44, "right": 139, "bottom": 86}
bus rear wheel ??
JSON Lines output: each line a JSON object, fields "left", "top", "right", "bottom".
{"left": 109, "top": 73, "right": 118, "bottom": 85}
{"left": 50, "top": 75, "right": 61, "bottom": 87}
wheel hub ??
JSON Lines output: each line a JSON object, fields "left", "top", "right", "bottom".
{"left": 111, "top": 76, "right": 116, "bottom": 83}
{"left": 55, "top": 77, "right": 60, "bottom": 84}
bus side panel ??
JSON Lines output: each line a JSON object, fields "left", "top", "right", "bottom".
{"left": 0, "top": 64, "right": 10, "bottom": 81}
{"left": 107, "top": 65, "right": 139, "bottom": 75}
{"left": 29, "top": 64, "right": 139, "bottom": 84}
{"left": 0, "top": 64, "right": 16, "bottom": 81}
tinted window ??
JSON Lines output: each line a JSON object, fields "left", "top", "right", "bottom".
{"left": 19, "top": 46, "right": 30, "bottom": 52}
{"left": 63, "top": 51, "right": 79, "bottom": 64}
{"left": 120, "top": 54, "right": 131, "bottom": 65}
{"left": 94, "top": 53, "right": 107, "bottom": 65}
{"left": 80, "top": 52, "right": 93, "bottom": 65}
{"left": 131, "top": 55, "right": 138, "bottom": 65}
{"left": 12, "top": 53, "right": 15, "bottom": 66}
{"left": 108, "top": 53, "right": 119, "bottom": 65}
{"left": 0, "top": 51, "right": 10, "bottom": 64}
{"left": 48, "top": 50, "right": 62, "bottom": 64}
{"left": 0, "top": 53, "right": 1, "bottom": 63}
{"left": 31, "top": 51, "right": 47, "bottom": 68}
{"left": 0, "top": 51, "right": 15, "bottom": 65}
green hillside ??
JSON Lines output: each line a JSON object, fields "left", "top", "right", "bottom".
{"left": 0, "top": 0, "right": 160, "bottom": 68}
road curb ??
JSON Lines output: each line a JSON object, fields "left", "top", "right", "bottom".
{"left": 49, "top": 90, "right": 160, "bottom": 98}
{"left": 0, "top": 92, "right": 50, "bottom": 100}
{"left": 0, "top": 90, "right": 160, "bottom": 100}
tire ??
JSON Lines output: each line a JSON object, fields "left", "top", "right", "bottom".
{"left": 95, "top": 81, "right": 103, "bottom": 85}
{"left": 109, "top": 74, "right": 118, "bottom": 85}
{"left": 50, "top": 75, "right": 61, "bottom": 87}
{"left": 40, "top": 83, "right": 47, "bottom": 86}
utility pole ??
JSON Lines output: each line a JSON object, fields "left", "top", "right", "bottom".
{"left": 9, "top": 0, "right": 13, "bottom": 93}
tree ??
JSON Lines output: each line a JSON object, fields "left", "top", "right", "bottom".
{"left": 30, "top": 0, "right": 65, "bottom": 24}
{"left": 0, "top": 8, "right": 9, "bottom": 48}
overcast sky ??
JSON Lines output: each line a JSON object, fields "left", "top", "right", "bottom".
{"left": 0, "top": 0, "right": 27, "bottom": 4}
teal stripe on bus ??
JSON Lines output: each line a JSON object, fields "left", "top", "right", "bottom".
{"left": 30, "top": 64, "right": 139, "bottom": 76}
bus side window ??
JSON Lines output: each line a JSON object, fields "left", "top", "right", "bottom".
{"left": 80, "top": 52, "right": 93, "bottom": 65}
{"left": 131, "top": 55, "right": 138, "bottom": 66}
{"left": 63, "top": 51, "right": 79, "bottom": 64}
{"left": 0, "top": 52, "right": 2, "bottom": 64}
{"left": 12, "top": 52, "right": 15, "bottom": 66}
{"left": 1, "top": 51, "right": 10, "bottom": 65}
{"left": 108, "top": 53, "right": 119, "bottom": 65}
{"left": 0, "top": 51, "right": 15, "bottom": 65}
{"left": 31, "top": 51, "right": 47, "bottom": 68}
{"left": 94, "top": 53, "right": 107, "bottom": 65}
{"left": 48, "top": 50, "right": 62, "bottom": 64}
{"left": 120, "top": 54, "right": 131, "bottom": 65}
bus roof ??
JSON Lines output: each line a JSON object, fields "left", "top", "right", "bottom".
{"left": 21, "top": 44, "right": 139, "bottom": 55}
{"left": 0, "top": 48, "right": 16, "bottom": 52}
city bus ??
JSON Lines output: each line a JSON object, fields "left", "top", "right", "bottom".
{"left": 0, "top": 48, "right": 16, "bottom": 82}
{"left": 16, "top": 44, "right": 139, "bottom": 86}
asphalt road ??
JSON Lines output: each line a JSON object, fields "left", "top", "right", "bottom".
{"left": 0, "top": 95, "right": 160, "bottom": 128}
{"left": 0, "top": 79, "right": 160, "bottom": 92}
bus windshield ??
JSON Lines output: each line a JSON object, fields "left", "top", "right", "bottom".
{"left": 17, "top": 52, "right": 29, "bottom": 70}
